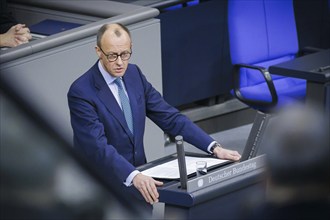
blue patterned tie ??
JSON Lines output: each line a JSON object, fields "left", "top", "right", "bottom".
{"left": 114, "top": 78, "right": 134, "bottom": 135}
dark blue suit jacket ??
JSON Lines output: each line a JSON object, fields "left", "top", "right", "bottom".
{"left": 68, "top": 62, "right": 213, "bottom": 185}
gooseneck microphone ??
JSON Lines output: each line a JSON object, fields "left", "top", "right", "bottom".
{"left": 175, "top": 135, "right": 188, "bottom": 190}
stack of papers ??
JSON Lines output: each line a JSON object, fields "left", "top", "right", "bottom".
{"left": 141, "top": 156, "right": 228, "bottom": 179}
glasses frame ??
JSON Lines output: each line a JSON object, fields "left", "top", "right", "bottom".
{"left": 99, "top": 46, "right": 132, "bottom": 62}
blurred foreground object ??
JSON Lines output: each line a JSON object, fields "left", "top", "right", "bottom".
{"left": 246, "top": 104, "right": 330, "bottom": 220}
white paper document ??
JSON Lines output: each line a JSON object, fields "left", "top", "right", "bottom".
{"left": 141, "top": 156, "right": 229, "bottom": 179}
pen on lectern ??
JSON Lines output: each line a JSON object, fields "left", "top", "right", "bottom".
{"left": 175, "top": 135, "right": 188, "bottom": 190}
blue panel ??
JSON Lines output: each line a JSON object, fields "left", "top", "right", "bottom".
{"left": 228, "top": 0, "right": 298, "bottom": 64}
{"left": 187, "top": 0, "right": 200, "bottom": 7}
{"left": 163, "top": 4, "right": 183, "bottom": 11}
{"left": 228, "top": 0, "right": 269, "bottom": 64}
{"left": 265, "top": 1, "right": 298, "bottom": 59}
{"left": 29, "top": 19, "right": 82, "bottom": 36}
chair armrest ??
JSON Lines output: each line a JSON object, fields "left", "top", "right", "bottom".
{"left": 233, "top": 63, "right": 278, "bottom": 108}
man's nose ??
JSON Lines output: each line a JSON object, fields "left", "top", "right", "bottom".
{"left": 115, "top": 56, "right": 123, "bottom": 65}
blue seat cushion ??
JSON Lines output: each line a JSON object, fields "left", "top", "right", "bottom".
{"left": 239, "top": 55, "right": 296, "bottom": 88}
{"left": 239, "top": 77, "right": 306, "bottom": 110}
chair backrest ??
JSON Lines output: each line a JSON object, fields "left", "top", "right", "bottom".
{"left": 228, "top": 0, "right": 299, "bottom": 88}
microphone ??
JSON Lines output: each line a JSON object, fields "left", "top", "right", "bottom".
{"left": 175, "top": 135, "right": 187, "bottom": 190}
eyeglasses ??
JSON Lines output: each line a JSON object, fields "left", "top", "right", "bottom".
{"left": 99, "top": 46, "right": 132, "bottom": 62}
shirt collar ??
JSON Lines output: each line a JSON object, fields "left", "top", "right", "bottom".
{"left": 98, "top": 60, "right": 118, "bottom": 85}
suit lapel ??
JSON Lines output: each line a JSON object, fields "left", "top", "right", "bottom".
{"left": 92, "top": 65, "right": 134, "bottom": 143}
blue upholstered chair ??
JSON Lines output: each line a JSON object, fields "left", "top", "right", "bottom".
{"left": 228, "top": 0, "right": 306, "bottom": 112}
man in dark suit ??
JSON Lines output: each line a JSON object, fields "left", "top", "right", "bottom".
{"left": 68, "top": 23, "right": 241, "bottom": 206}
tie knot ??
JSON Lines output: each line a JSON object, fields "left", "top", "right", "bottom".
{"left": 114, "top": 78, "right": 123, "bottom": 88}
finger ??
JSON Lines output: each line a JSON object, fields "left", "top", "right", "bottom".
{"left": 137, "top": 183, "right": 152, "bottom": 204}
{"left": 155, "top": 180, "right": 164, "bottom": 186}
{"left": 26, "top": 34, "right": 32, "bottom": 40}
{"left": 12, "top": 38, "right": 20, "bottom": 47}
{"left": 148, "top": 183, "right": 159, "bottom": 202}
{"left": 15, "top": 28, "right": 29, "bottom": 35}
{"left": 141, "top": 184, "right": 154, "bottom": 204}
{"left": 14, "top": 24, "right": 25, "bottom": 32}
{"left": 14, "top": 24, "right": 21, "bottom": 31}
{"left": 18, "top": 31, "right": 32, "bottom": 40}
{"left": 146, "top": 179, "right": 163, "bottom": 204}
{"left": 15, "top": 35, "right": 25, "bottom": 40}
{"left": 229, "top": 152, "right": 241, "bottom": 161}
{"left": 26, "top": 30, "right": 32, "bottom": 40}
{"left": 22, "top": 27, "right": 30, "bottom": 34}
{"left": 232, "top": 151, "right": 241, "bottom": 158}
{"left": 139, "top": 188, "right": 150, "bottom": 204}
{"left": 15, "top": 35, "right": 28, "bottom": 43}
{"left": 219, "top": 150, "right": 236, "bottom": 161}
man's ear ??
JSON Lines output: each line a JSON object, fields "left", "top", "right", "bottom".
{"left": 95, "top": 46, "right": 101, "bottom": 59}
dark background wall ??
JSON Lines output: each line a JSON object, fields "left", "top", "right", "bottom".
{"left": 158, "top": 0, "right": 231, "bottom": 108}
{"left": 294, "top": 0, "right": 330, "bottom": 50}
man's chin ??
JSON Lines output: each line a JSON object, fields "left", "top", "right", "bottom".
{"left": 110, "top": 71, "right": 125, "bottom": 77}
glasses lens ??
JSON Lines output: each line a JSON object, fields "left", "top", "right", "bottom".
{"left": 121, "top": 52, "right": 131, "bottom": 61}
{"left": 107, "top": 54, "right": 118, "bottom": 62}
{"left": 106, "top": 52, "right": 131, "bottom": 62}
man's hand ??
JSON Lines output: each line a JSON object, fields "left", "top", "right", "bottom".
{"left": 132, "top": 173, "right": 163, "bottom": 204}
{"left": 14, "top": 24, "right": 32, "bottom": 43}
{"left": 0, "top": 24, "right": 32, "bottom": 48}
{"left": 213, "top": 145, "right": 241, "bottom": 161}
